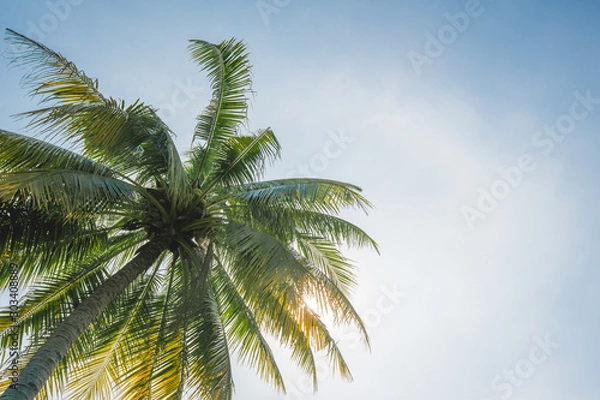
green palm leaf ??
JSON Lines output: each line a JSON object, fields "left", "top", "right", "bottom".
{"left": 188, "top": 38, "right": 253, "bottom": 185}
{"left": 0, "top": 169, "right": 138, "bottom": 216}
{"left": 0, "top": 130, "right": 116, "bottom": 177}
{"left": 212, "top": 259, "right": 285, "bottom": 392}
{"left": 192, "top": 128, "right": 281, "bottom": 190}
{"left": 5, "top": 28, "right": 104, "bottom": 105}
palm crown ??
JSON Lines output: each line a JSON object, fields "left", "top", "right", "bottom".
{"left": 0, "top": 29, "right": 378, "bottom": 399}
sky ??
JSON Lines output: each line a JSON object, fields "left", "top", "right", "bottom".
{"left": 1, "top": 0, "right": 600, "bottom": 399}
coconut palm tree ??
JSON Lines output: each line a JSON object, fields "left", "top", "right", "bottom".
{"left": 0, "top": 29, "right": 377, "bottom": 400}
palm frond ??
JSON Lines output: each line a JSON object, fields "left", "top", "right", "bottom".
{"left": 20, "top": 101, "right": 168, "bottom": 178}
{"left": 216, "top": 178, "right": 373, "bottom": 215}
{"left": 0, "top": 198, "right": 110, "bottom": 287}
{"left": 296, "top": 235, "right": 357, "bottom": 295}
{"left": 5, "top": 28, "right": 104, "bottom": 105}
{"left": 187, "top": 38, "right": 253, "bottom": 185}
{"left": 0, "top": 169, "right": 139, "bottom": 216}
{"left": 293, "top": 250, "right": 370, "bottom": 350}
{"left": 251, "top": 287, "right": 319, "bottom": 390}
{"left": 175, "top": 243, "right": 234, "bottom": 399}
{"left": 118, "top": 255, "right": 179, "bottom": 400}
{"left": 291, "top": 298, "right": 353, "bottom": 382}
{"left": 2, "top": 32, "right": 188, "bottom": 194}
{"left": 197, "top": 128, "right": 281, "bottom": 193}
{"left": 216, "top": 221, "right": 307, "bottom": 290}
{"left": 66, "top": 260, "right": 163, "bottom": 400}
{"left": 0, "top": 130, "right": 116, "bottom": 177}
{"left": 0, "top": 233, "right": 145, "bottom": 347}
{"left": 212, "top": 258, "right": 285, "bottom": 392}
{"left": 223, "top": 198, "right": 379, "bottom": 252}
{"left": 186, "top": 284, "right": 234, "bottom": 400}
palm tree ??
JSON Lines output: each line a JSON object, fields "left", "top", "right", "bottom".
{"left": 0, "top": 29, "right": 378, "bottom": 400}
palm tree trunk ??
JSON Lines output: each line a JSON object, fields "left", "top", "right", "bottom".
{"left": 0, "top": 239, "right": 168, "bottom": 400}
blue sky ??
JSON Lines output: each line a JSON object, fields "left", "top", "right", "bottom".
{"left": 1, "top": 1, "right": 600, "bottom": 399}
